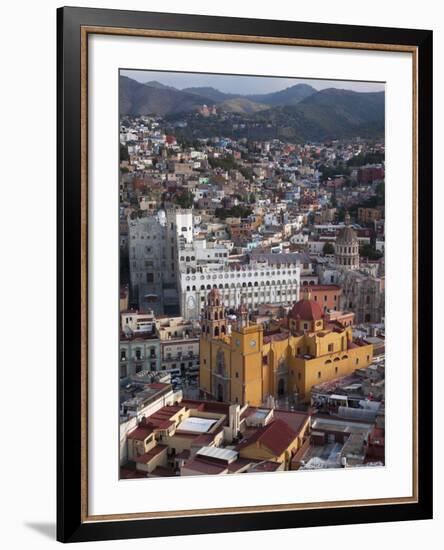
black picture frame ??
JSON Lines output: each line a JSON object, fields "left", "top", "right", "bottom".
{"left": 57, "top": 6, "right": 433, "bottom": 543}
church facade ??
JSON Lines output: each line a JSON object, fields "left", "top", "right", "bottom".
{"left": 199, "top": 288, "right": 374, "bottom": 406}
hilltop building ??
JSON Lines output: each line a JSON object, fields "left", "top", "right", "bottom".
{"left": 199, "top": 288, "right": 373, "bottom": 406}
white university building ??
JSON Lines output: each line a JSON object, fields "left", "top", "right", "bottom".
{"left": 129, "top": 208, "right": 301, "bottom": 320}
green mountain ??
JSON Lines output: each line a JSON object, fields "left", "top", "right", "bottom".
{"left": 143, "top": 80, "right": 178, "bottom": 91}
{"left": 120, "top": 76, "right": 384, "bottom": 140}
{"left": 185, "top": 83, "right": 316, "bottom": 108}
{"left": 247, "top": 83, "right": 316, "bottom": 106}
{"left": 119, "top": 76, "right": 215, "bottom": 116}
{"left": 218, "top": 97, "right": 270, "bottom": 114}
{"left": 182, "top": 86, "right": 236, "bottom": 102}
{"left": 251, "top": 88, "right": 385, "bottom": 140}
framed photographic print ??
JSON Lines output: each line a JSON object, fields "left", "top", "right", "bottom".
{"left": 57, "top": 6, "right": 433, "bottom": 543}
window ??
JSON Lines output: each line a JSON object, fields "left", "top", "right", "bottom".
{"left": 335, "top": 366, "right": 338, "bottom": 374}
{"left": 146, "top": 272, "right": 154, "bottom": 283}
{"left": 317, "top": 371, "right": 321, "bottom": 379}
{"left": 235, "top": 372, "right": 239, "bottom": 378}
{"left": 120, "top": 350, "right": 126, "bottom": 361}
{"left": 328, "top": 343, "right": 334, "bottom": 352}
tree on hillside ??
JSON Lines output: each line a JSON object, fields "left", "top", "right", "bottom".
{"left": 174, "top": 191, "right": 195, "bottom": 209}
{"left": 360, "top": 244, "right": 383, "bottom": 260}
{"left": 215, "top": 205, "right": 253, "bottom": 220}
{"left": 120, "top": 143, "right": 129, "bottom": 161}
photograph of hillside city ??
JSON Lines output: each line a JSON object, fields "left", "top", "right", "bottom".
{"left": 119, "top": 70, "right": 385, "bottom": 480}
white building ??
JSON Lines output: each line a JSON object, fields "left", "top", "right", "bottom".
{"left": 129, "top": 208, "right": 302, "bottom": 321}
{"left": 121, "top": 310, "right": 156, "bottom": 334}
{"left": 290, "top": 233, "right": 309, "bottom": 246}
{"left": 180, "top": 257, "right": 301, "bottom": 320}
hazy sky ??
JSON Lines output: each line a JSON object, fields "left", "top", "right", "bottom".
{"left": 121, "top": 69, "right": 385, "bottom": 94}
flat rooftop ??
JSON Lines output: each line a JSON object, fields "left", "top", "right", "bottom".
{"left": 312, "top": 417, "right": 372, "bottom": 434}
{"left": 177, "top": 417, "right": 217, "bottom": 433}
{"left": 197, "top": 446, "right": 238, "bottom": 463}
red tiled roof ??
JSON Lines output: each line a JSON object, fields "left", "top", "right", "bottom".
{"left": 249, "top": 460, "right": 281, "bottom": 472}
{"left": 142, "top": 404, "right": 184, "bottom": 430}
{"left": 303, "top": 285, "right": 341, "bottom": 292}
{"left": 237, "top": 419, "right": 298, "bottom": 456}
{"left": 127, "top": 426, "right": 153, "bottom": 440}
{"left": 273, "top": 409, "right": 310, "bottom": 434}
{"left": 120, "top": 331, "right": 158, "bottom": 342}
{"left": 289, "top": 298, "right": 323, "bottom": 321}
{"left": 226, "top": 457, "right": 252, "bottom": 472}
{"left": 181, "top": 399, "right": 230, "bottom": 417}
{"left": 120, "top": 468, "right": 147, "bottom": 479}
{"left": 134, "top": 444, "right": 168, "bottom": 463}
{"left": 182, "top": 457, "right": 228, "bottom": 475}
{"left": 150, "top": 465, "right": 175, "bottom": 477}
{"left": 175, "top": 449, "right": 191, "bottom": 460}
{"left": 191, "top": 433, "right": 218, "bottom": 446}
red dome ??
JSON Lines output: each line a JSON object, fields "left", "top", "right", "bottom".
{"left": 289, "top": 298, "right": 323, "bottom": 321}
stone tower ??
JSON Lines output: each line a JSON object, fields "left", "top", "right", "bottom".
{"left": 335, "top": 213, "right": 360, "bottom": 270}
{"left": 236, "top": 296, "right": 249, "bottom": 330}
{"left": 201, "top": 288, "right": 227, "bottom": 338}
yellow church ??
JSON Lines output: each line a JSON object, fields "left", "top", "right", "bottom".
{"left": 199, "top": 288, "right": 373, "bottom": 406}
